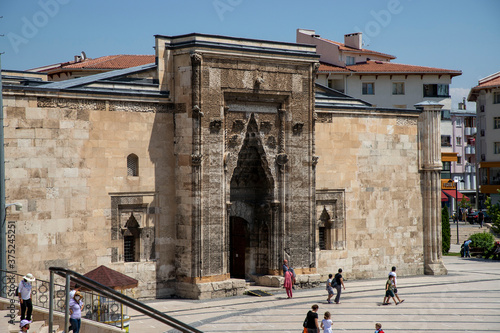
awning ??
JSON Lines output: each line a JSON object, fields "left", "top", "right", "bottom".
{"left": 441, "top": 191, "right": 448, "bottom": 202}
{"left": 442, "top": 189, "right": 469, "bottom": 201}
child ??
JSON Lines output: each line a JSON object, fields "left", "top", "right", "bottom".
{"left": 374, "top": 322, "right": 384, "bottom": 333}
{"left": 326, "top": 274, "right": 334, "bottom": 304}
{"left": 382, "top": 274, "right": 398, "bottom": 305}
{"left": 321, "top": 311, "right": 333, "bottom": 333}
{"left": 19, "top": 320, "right": 31, "bottom": 333}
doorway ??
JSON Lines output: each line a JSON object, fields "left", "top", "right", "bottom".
{"left": 230, "top": 217, "right": 247, "bottom": 279}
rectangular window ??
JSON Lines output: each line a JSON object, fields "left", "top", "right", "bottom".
{"left": 441, "top": 161, "right": 451, "bottom": 179}
{"left": 441, "top": 109, "right": 451, "bottom": 120}
{"left": 328, "top": 79, "right": 333, "bottom": 89}
{"left": 455, "top": 118, "right": 462, "bottom": 127}
{"left": 346, "top": 56, "right": 355, "bottom": 65}
{"left": 491, "top": 167, "right": 500, "bottom": 185}
{"left": 494, "top": 92, "right": 500, "bottom": 104}
{"left": 423, "top": 84, "right": 450, "bottom": 97}
{"left": 362, "top": 82, "right": 375, "bottom": 95}
{"left": 392, "top": 82, "right": 405, "bottom": 95}
{"left": 494, "top": 117, "right": 500, "bottom": 129}
{"left": 456, "top": 136, "right": 462, "bottom": 145}
{"left": 457, "top": 155, "right": 462, "bottom": 164}
{"left": 441, "top": 135, "right": 451, "bottom": 146}
{"left": 495, "top": 142, "right": 500, "bottom": 154}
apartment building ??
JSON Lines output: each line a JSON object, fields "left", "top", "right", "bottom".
{"left": 468, "top": 71, "right": 500, "bottom": 206}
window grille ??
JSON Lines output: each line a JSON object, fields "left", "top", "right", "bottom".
{"left": 127, "top": 154, "right": 139, "bottom": 176}
{"left": 124, "top": 236, "right": 135, "bottom": 262}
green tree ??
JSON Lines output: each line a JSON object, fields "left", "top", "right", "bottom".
{"left": 486, "top": 190, "right": 500, "bottom": 234}
{"left": 442, "top": 207, "right": 450, "bottom": 254}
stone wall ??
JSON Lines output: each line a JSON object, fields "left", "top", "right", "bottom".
{"left": 315, "top": 111, "right": 424, "bottom": 279}
{"left": 3, "top": 93, "right": 176, "bottom": 299}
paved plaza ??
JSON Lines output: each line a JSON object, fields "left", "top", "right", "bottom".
{"left": 129, "top": 255, "right": 500, "bottom": 333}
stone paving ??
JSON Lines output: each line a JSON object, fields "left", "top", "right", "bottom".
{"left": 128, "top": 255, "right": 500, "bottom": 332}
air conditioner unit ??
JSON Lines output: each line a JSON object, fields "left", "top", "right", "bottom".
{"left": 480, "top": 105, "right": 485, "bottom": 112}
{"left": 481, "top": 154, "right": 486, "bottom": 161}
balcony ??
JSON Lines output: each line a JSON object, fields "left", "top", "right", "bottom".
{"left": 464, "top": 127, "right": 477, "bottom": 136}
{"left": 465, "top": 146, "right": 475, "bottom": 154}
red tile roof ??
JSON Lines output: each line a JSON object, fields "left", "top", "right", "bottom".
{"left": 318, "top": 37, "right": 396, "bottom": 60}
{"left": 84, "top": 265, "right": 138, "bottom": 290}
{"left": 64, "top": 55, "right": 155, "bottom": 69}
{"left": 318, "top": 60, "right": 461, "bottom": 76}
{"left": 474, "top": 73, "right": 500, "bottom": 89}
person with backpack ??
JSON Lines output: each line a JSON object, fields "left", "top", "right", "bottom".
{"left": 303, "top": 304, "right": 320, "bottom": 332}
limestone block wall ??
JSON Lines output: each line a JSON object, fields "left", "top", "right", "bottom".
{"left": 315, "top": 111, "right": 424, "bottom": 279}
{"left": 3, "top": 93, "right": 176, "bottom": 299}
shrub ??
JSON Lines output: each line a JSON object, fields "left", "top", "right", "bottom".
{"left": 486, "top": 193, "right": 500, "bottom": 234}
{"left": 442, "top": 207, "right": 450, "bottom": 254}
{"left": 469, "top": 232, "right": 495, "bottom": 251}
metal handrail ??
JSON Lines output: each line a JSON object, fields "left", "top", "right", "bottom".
{"left": 49, "top": 267, "right": 202, "bottom": 333}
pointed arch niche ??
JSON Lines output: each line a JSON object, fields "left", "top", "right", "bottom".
{"left": 316, "top": 189, "right": 346, "bottom": 250}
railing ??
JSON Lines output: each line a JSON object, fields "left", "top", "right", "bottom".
{"left": 464, "top": 127, "right": 477, "bottom": 136}
{"left": 1, "top": 270, "right": 128, "bottom": 328}
{"left": 465, "top": 146, "right": 475, "bottom": 155}
{"left": 49, "top": 267, "right": 202, "bottom": 333}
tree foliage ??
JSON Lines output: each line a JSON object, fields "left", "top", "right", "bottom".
{"left": 442, "top": 207, "right": 450, "bottom": 254}
{"left": 486, "top": 191, "right": 500, "bottom": 234}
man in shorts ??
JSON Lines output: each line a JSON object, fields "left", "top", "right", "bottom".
{"left": 326, "top": 274, "right": 334, "bottom": 304}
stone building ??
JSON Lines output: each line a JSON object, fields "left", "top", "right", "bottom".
{"left": 1, "top": 33, "right": 445, "bottom": 300}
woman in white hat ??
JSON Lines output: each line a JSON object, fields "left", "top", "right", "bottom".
{"left": 18, "top": 273, "right": 35, "bottom": 321}
{"left": 19, "top": 319, "right": 31, "bottom": 332}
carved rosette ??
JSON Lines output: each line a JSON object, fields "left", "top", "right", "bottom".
{"left": 276, "top": 153, "right": 289, "bottom": 166}
{"left": 210, "top": 119, "right": 222, "bottom": 133}
{"left": 190, "top": 52, "right": 202, "bottom": 65}
{"left": 293, "top": 122, "right": 304, "bottom": 135}
{"left": 191, "top": 154, "right": 203, "bottom": 167}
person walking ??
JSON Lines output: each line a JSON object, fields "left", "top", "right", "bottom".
{"left": 383, "top": 274, "right": 398, "bottom": 305}
{"left": 284, "top": 269, "right": 293, "bottom": 298}
{"left": 478, "top": 211, "right": 484, "bottom": 228}
{"left": 18, "top": 273, "right": 35, "bottom": 321}
{"left": 303, "top": 304, "right": 320, "bottom": 333}
{"left": 333, "top": 268, "right": 345, "bottom": 304}
{"left": 389, "top": 266, "right": 404, "bottom": 304}
{"left": 374, "top": 323, "right": 385, "bottom": 333}
{"left": 325, "top": 274, "right": 334, "bottom": 304}
{"left": 69, "top": 291, "right": 84, "bottom": 333}
{"left": 320, "top": 311, "right": 333, "bottom": 333}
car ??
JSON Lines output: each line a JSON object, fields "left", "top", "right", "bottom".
{"left": 466, "top": 210, "right": 491, "bottom": 224}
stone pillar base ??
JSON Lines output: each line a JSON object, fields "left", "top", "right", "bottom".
{"left": 424, "top": 262, "right": 448, "bottom": 275}
{"left": 175, "top": 279, "right": 246, "bottom": 299}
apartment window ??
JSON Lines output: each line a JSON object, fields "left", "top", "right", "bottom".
{"left": 362, "top": 82, "right": 375, "bottom": 95}
{"left": 441, "top": 135, "right": 451, "bottom": 146}
{"left": 491, "top": 167, "right": 500, "bottom": 185}
{"left": 456, "top": 136, "right": 462, "bottom": 145}
{"left": 441, "top": 109, "right": 451, "bottom": 120}
{"left": 423, "top": 84, "right": 449, "bottom": 97}
{"left": 127, "top": 154, "right": 139, "bottom": 176}
{"left": 494, "top": 92, "right": 500, "bottom": 104}
{"left": 495, "top": 142, "right": 500, "bottom": 154}
{"left": 327, "top": 79, "right": 333, "bottom": 89}
{"left": 455, "top": 118, "right": 462, "bottom": 127}
{"left": 442, "top": 161, "right": 451, "bottom": 179}
{"left": 494, "top": 117, "right": 500, "bottom": 129}
{"left": 392, "top": 82, "right": 405, "bottom": 95}
{"left": 346, "top": 56, "right": 355, "bottom": 65}
{"left": 457, "top": 156, "right": 462, "bottom": 164}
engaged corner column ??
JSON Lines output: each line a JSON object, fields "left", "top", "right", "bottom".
{"left": 415, "top": 101, "right": 448, "bottom": 275}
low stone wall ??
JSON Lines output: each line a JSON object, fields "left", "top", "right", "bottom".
{"left": 252, "top": 274, "right": 321, "bottom": 289}
{"left": 176, "top": 279, "right": 246, "bottom": 299}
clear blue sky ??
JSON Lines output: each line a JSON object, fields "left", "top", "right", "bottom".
{"left": 1, "top": 0, "right": 499, "bottom": 109}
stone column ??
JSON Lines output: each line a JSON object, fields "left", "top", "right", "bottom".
{"left": 415, "top": 101, "right": 447, "bottom": 275}
{"left": 276, "top": 108, "right": 288, "bottom": 269}
{"left": 269, "top": 201, "right": 281, "bottom": 274}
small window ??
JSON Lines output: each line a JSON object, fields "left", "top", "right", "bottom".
{"left": 127, "top": 154, "right": 139, "bottom": 176}
{"left": 124, "top": 236, "right": 136, "bottom": 262}
{"left": 362, "top": 82, "right": 375, "bottom": 95}
{"left": 441, "top": 135, "right": 451, "bottom": 147}
{"left": 327, "top": 79, "right": 333, "bottom": 89}
{"left": 441, "top": 109, "right": 451, "bottom": 120}
{"left": 494, "top": 92, "right": 500, "bottom": 104}
{"left": 457, "top": 156, "right": 462, "bottom": 164}
{"left": 392, "top": 82, "right": 405, "bottom": 95}
{"left": 318, "top": 227, "right": 326, "bottom": 250}
{"left": 346, "top": 56, "right": 355, "bottom": 65}
{"left": 494, "top": 117, "right": 500, "bottom": 129}
{"left": 441, "top": 161, "right": 451, "bottom": 179}
{"left": 456, "top": 136, "right": 462, "bottom": 145}
{"left": 495, "top": 142, "right": 500, "bottom": 154}
{"left": 455, "top": 118, "right": 462, "bottom": 127}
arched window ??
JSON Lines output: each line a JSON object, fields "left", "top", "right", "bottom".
{"left": 127, "top": 154, "right": 139, "bottom": 176}
{"left": 123, "top": 213, "right": 140, "bottom": 262}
